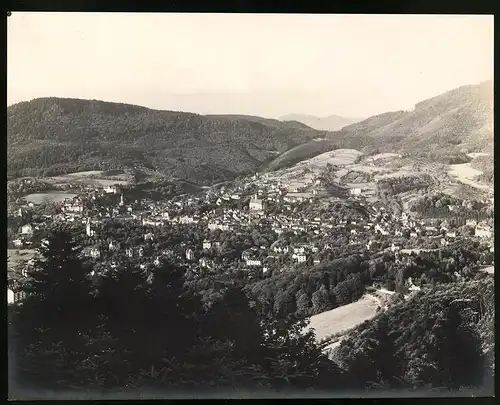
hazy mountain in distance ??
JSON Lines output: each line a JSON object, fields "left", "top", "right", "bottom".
{"left": 279, "top": 113, "right": 363, "bottom": 131}
{"left": 7, "top": 98, "right": 327, "bottom": 183}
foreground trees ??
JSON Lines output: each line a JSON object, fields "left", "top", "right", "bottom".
{"left": 9, "top": 230, "right": 493, "bottom": 397}
{"left": 9, "top": 231, "right": 344, "bottom": 395}
{"left": 335, "top": 279, "right": 493, "bottom": 393}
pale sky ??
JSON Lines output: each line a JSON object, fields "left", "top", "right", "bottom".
{"left": 7, "top": 13, "right": 493, "bottom": 119}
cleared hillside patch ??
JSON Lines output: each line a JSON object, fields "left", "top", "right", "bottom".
{"left": 448, "top": 163, "right": 490, "bottom": 191}
{"left": 264, "top": 139, "right": 338, "bottom": 172}
{"left": 7, "top": 249, "right": 37, "bottom": 269}
{"left": 24, "top": 192, "right": 78, "bottom": 205}
{"left": 304, "top": 295, "right": 379, "bottom": 342}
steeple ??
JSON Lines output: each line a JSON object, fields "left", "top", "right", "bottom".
{"left": 119, "top": 194, "right": 124, "bottom": 206}
{"left": 86, "top": 218, "right": 94, "bottom": 237}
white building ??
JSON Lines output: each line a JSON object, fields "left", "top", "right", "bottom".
{"left": 13, "top": 239, "right": 23, "bottom": 248}
{"left": 375, "top": 224, "right": 389, "bottom": 236}
{"left": 186, "top": 248, "right": 195, "bottom": 261}
{"left": 86, "top": 219, "right": 95, "bottom": 237}
{"left": 350, "top": 188, "right": 362, "bottom": 195}
{"left": 296, "top": 255, "right": 307, "bottom": 263}
{"left": 246, "top": 259, "right": 262, "bottom": 267}
{"left": 208, "top": 222, "right": 231, "bottom": 231}
{"left": 104, "top": 185, "right": 120, "bottom": 194}
{"left": 86, "top": 248, "right": 101, "bottom": 259}
{"left": 20, "top": 224, "right": 33, "bottom": 235}
{"left": 466, "top": 219, "right": 478, "bottom": 227}
{"left": 64, "top": 203, "right": 84, "bottom": 213}
{"left": 7, "top": 289, "right": 15, "bottom": 305}
{"left": 293, "top": 246, "right": 305, "bottom": 254}
{"left": 475, "top": 225, "right": 492, "bottom": 238}
{"left": 202, "top": 240, "right": 212, "bottom": 250}
{"left": 249, "top": 195, "right": 264, "bottom": 212}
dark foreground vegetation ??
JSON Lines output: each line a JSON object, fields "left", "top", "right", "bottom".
{"left": 8, "top": 231, "right": 493, "bottom": 398}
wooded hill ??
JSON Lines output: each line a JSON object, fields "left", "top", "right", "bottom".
{"left": 8, "top": 81, "right": 492, "bottom": 182}
{"left": 327, "top": 81, "right": 493, "bottom": 157}
{"left": 7, "top": 98, "right": 325, "bottom": 182}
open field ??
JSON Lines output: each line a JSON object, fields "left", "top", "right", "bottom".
{"left": 43, "top": 170, "right": 132, "bottom": 187}
{"left": 261, "top": 148, "right": 493, "bottom": 208}
{"left": 304, "top": 295, "right": 379, "bottom": 342}
{"left": 62, "top": 170, "right": 103, "bottom": 177}
{"left": 447, "top": 163, "right": 491, "bottom": 191}
{"left": 7, "top": 249, "right": 37, "bottom": 269}
{"left": 479, "top": 266, "right": 494, "bottom": 275}
{"left": 24, "top": 192, "right": 78, "bottom": 205}
{"left": 262, "top": 149, "right": 364, "bottom": 192}
{"left": 466, "top": 152, "right": 490, "bottom": 159}
{"left": 297, "top": 148, "right": 362, "bottom": 168}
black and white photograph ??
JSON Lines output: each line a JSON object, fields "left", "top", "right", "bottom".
{"left": 7, "top": 12, "right": 494, "bottom": 399}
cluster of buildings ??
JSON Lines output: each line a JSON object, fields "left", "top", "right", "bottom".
{"left": 8, "top": 172, "right": 495, "bottom": 282}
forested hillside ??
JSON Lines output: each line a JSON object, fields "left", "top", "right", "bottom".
{"left": 336, "top": 278, "right": 494, "bottom": 393}
{"left": 7, "top": 98, "right": 324, "bottom": 182}
{"left": 9, "top": 231, "right": 494, "bottom": 398}
{"left": 327, "top": 81, "right": 493, "bottom": 156}
{"left": 8, "top": 81, "right": 492, "bottom": 182}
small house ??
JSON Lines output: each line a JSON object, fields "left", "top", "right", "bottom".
{"left": 296, "top": 254, "right": 307, "bottom": 263}
{"left": 20, "top": 224, "right": 33, "bottom": 235}
{"left": 186, "top": 248, "right": 195, "bottom": 261}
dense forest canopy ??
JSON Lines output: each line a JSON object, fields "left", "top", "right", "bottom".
{"left": 8, "top": 81, "right": 493, "bottom": 184}
{"left": 7, "top": 98, "right": 324, "bottom": 181}
{"left": 8, "top": 230, "right": 494, "bottom": 398}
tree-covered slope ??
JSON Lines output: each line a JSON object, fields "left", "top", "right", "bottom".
{"left": 335, "top": 277, "right": 494, "bottom": 394}
{"left": 7, "top": 98, "right": 325, "bottom": 182}
{"left": 328, "top": 81, "right": 493, "bottom": 156}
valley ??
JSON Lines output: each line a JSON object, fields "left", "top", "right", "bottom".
{"left": 7, "top": 12, "right": 495, "bottom": 398}
{"left": 7, "top": 81, "right": 494, "bottom": 397}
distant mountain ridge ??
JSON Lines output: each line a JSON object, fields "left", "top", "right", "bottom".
{"left": 279, "top": 113, "right": 363, "bottom": 131}
{"left": 327, "top": 80, "right": 493, "bottom": 157}
{"left": 7, "top": 81, "right": 493, "bottom": 183}
{"left": 7, "top": 98, "right": 326, "bottom": 182}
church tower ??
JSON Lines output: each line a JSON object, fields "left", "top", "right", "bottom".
{"left": 86, "top": 219, "right": 94, "bottom": 237}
